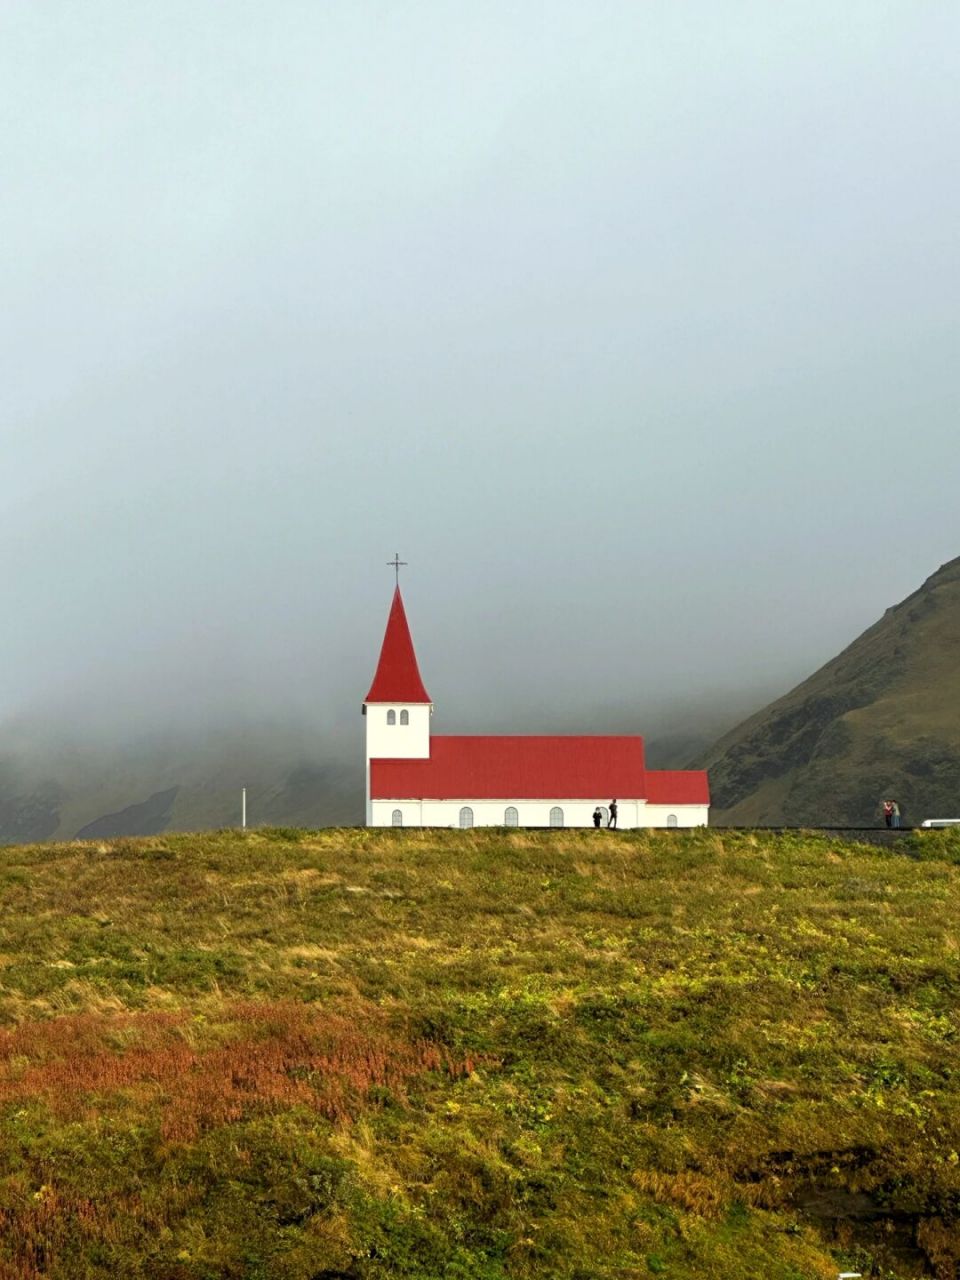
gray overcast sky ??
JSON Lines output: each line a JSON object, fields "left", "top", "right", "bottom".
{"left": 2, "top": 1, "right": 958, "bottom": 754}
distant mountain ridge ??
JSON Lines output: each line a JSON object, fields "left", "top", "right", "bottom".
{"left": 700, "top": 556, "right": 960, "bottom": 826}
{"left": 0, "top": 729, "right": 361, "bottom": 844}
{"left": 76, "top": 787, "right": 181, "bottom": 840}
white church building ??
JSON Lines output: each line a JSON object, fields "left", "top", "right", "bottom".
{"left": 363, "top": 585, "right": 710, "bottom": 829}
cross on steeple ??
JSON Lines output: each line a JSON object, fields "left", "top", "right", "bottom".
{"left": 387, "top": 552, "right": 407, "bottom": 586}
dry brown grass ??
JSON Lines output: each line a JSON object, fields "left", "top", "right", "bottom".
{"left": 0, "top": 1002, "right": 473, "bottom": 1144}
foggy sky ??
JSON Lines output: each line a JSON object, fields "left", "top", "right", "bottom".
{"left": 3, "top": 2, "right": 959, "bottom": 760}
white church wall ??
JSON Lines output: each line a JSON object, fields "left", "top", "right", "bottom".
{"left": 642, "top": 805, "right": 708, "bottom": 828}
{"left": 371, "top": 799, "right": 708, "bottom": 829}
{"left": 364, "top": 703, "right": 431, "bottom": 761}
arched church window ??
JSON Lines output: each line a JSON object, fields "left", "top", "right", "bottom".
{"left": 387, "top": 709, "right": 396, "bottom": 725}
{"left": 392, "top": 809, "right": 403, "bottom": 827}
{"left": 459, "top": 806, "right": 474, "bottom": 829}
{"left": 399, "top": 710, "right": 409, "bottom": 725}
{"left": 667, "top": 814, "right": 678, "bottom": 828}
{"left": 504, "top": 806, "right": 518, "bottom": 827}
{"left": 549, "top": 806, "right": 564, "bottom": 828}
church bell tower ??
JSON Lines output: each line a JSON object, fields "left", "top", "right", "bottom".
{"left": 363, "top": 582, "right": 432, "bottom": 822}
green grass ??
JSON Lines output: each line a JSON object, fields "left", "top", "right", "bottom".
{"left": 0, "top": 825, "right": 959, "bottom": 1278}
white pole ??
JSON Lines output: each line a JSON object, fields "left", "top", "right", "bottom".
{"left": 241, "top": 787, "right": 247, "bottom": 830}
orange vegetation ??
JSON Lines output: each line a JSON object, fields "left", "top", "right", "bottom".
{"left": 0, "top": 1001, "right": 473, "bottom": 1143}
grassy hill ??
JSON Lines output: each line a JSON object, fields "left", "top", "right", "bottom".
{"left": 699, "top": 555, "right": 960, "bottom": 826}
{"left": 0, "top": 826, "right": 959, "bottom": 1278}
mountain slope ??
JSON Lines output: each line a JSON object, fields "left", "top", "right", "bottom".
{"left": 700, "top": 555, "right": 960, "bottom": 825}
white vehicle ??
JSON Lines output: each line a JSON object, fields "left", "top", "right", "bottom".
{"left": 920, "top": 818, "right": 960, "bottom": 828}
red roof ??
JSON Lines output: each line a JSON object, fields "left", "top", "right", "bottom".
{"left": 371, "top": 734, "right": 709, "bottom": 804}
{"left": 644, "top": 769, "right": 710, "bottom": 805}
{"left": 365, "top": 587, "right": 431, "bottom": 704}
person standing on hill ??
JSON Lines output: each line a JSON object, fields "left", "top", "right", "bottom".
{"left": 607, "top": 800, "right": 618, "bottom": 829}
{"left": 592, "top": 807, "right": 602, "bottom": 828}
{"left": 891, "top": 800, "right": 902, "bottom": 829}
{"left": 882, "top": 799, "right": 894, "bottom": 828}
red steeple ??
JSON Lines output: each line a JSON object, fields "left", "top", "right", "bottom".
{"left": 364, "top": 587, "right": 432, "bottom": 703}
